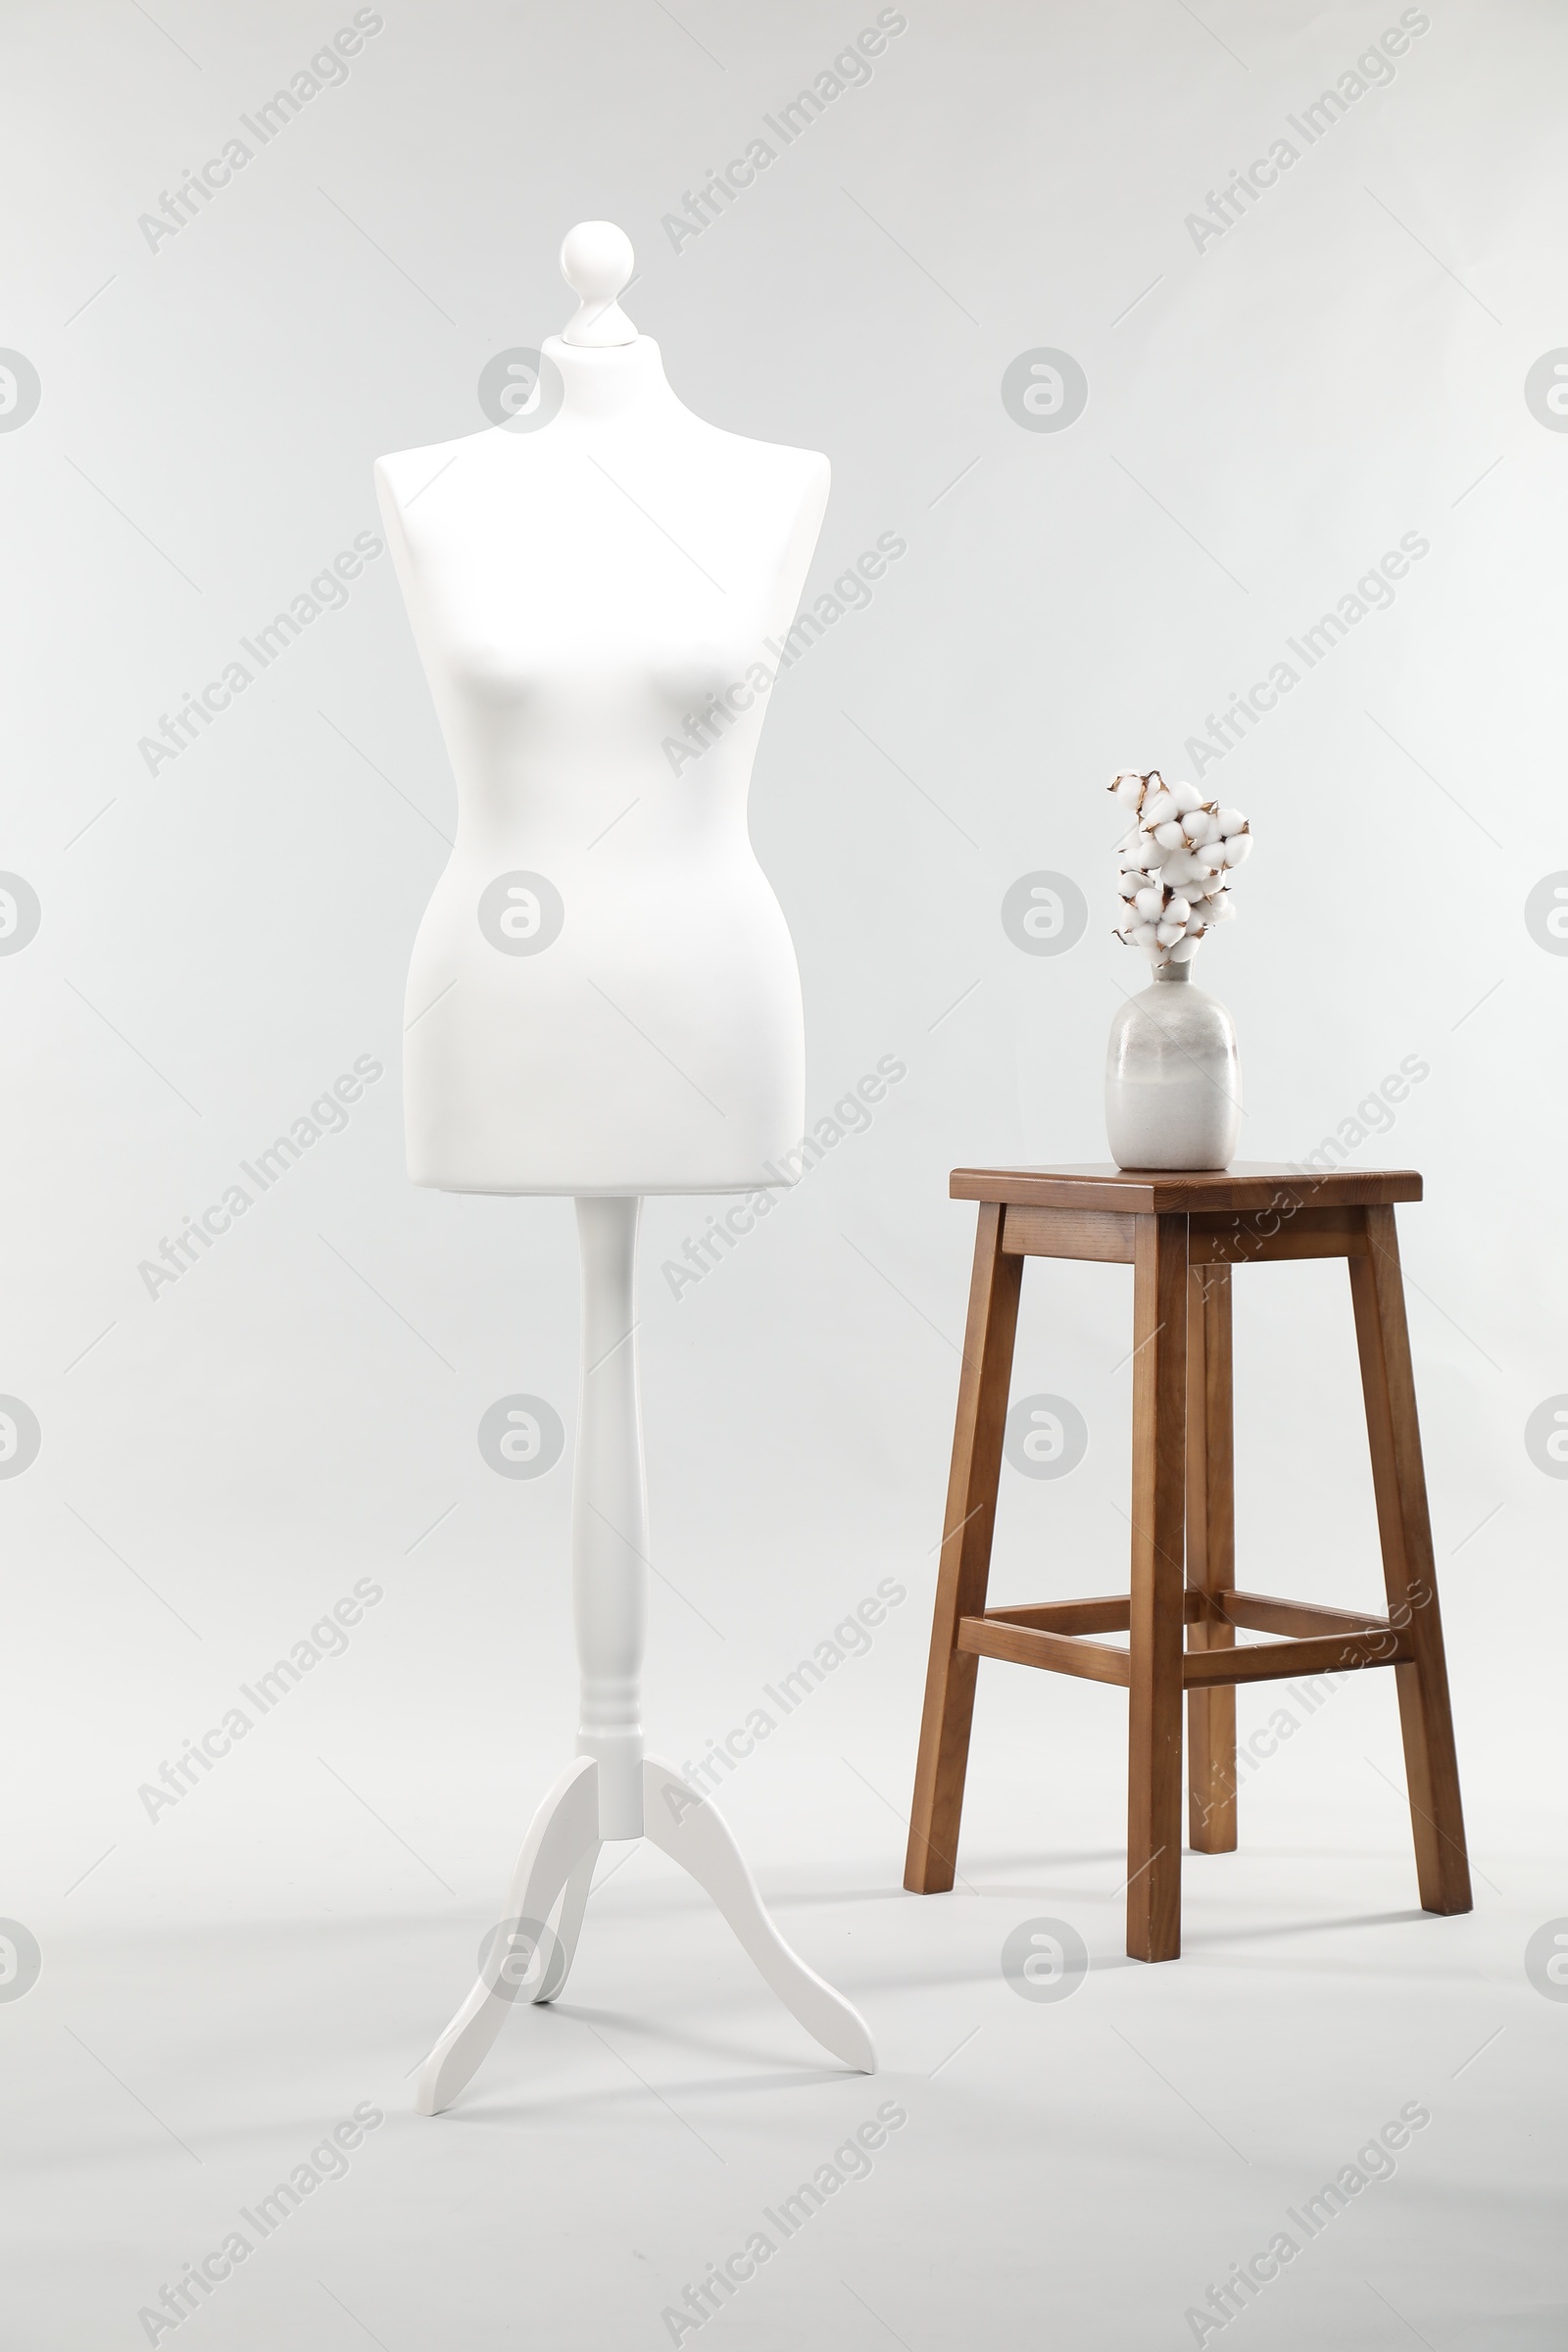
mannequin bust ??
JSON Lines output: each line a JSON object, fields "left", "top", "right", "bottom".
{"left": 376, "top": 220, "right": 825, "bottom": 1195}
{"left": 377, "top": 225, "right": 871, "bottom": 2112}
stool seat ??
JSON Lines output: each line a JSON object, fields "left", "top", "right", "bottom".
{"left": 904, "top": 1163, "right": 1470, "bottom": 1962}
{"left": 950, "top": 1161, "right": 1423, "bottom": 1212}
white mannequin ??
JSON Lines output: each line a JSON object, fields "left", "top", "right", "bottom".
{"left": 380, "top": 221, "right": 821, "bottom": 1195}
{"left": 376, "top": 224, "right": 872, "bottom": 2111}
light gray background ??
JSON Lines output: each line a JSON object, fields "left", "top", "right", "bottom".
{"left": 2, "top": 2, "right": 1564, "bottom": 2346}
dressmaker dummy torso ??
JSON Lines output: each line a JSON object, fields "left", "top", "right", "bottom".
{"left": 376, "top": 222, "right": 829, "bottom": 1197}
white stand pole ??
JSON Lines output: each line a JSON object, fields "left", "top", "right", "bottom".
{"left": 416, "top": 1198, "right": 874, "bottom": 2115}
{"left": 572, "top": 1194, "right": 650, "bottom": 1840}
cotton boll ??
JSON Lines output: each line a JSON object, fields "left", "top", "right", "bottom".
{"left": 1108, "top": 766, "right": 1237, "bottom": 958}
{"left": 1207, "top": 893, "right": 1236, "bottom": 919}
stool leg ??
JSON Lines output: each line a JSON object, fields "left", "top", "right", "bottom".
{"left": 905, "top": 1203, "right": 1023, "bottom": 1893}
{"left": 1127, "top": 1212, "right": 1190, "bottom": 1961}
{"left": 1348, "top": 1206, "right": 1471, "bottom": 1915}
{"left": 1186, "top": 1263, "right": 1237, "bottom": 1854}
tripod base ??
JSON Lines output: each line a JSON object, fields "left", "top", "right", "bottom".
{"left": 416, "top": 1754, "right": 876, "bottom": 2114}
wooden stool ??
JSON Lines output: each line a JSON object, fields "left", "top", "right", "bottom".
{"left": 904, "top": 1164, "right": 1471, "bottom": 1961}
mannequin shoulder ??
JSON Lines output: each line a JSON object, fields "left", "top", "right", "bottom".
{"left": 690, "top": 420, "right": 829, "bottom": 518}
{"left": 707, "top": 421, "right": 828, "bottom": 490}
{"left": 373, "top": 431, "right": 486, "bottom": 513}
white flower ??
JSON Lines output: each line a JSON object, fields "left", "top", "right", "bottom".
{"left": 1107, "top": 770, "right": 1250, "bottom": 968}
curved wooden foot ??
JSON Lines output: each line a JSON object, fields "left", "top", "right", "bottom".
{"left": 642, "top": 1755, "right": 875, "bottom": 2074}
{"left": 533, "top": 1842, "right": 601, "bottom": 2005}
{"left": 416, "top": 1756, "right": 600, "bottom": 2115}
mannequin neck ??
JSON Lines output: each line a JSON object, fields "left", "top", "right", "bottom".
{"left": 542, "top": 333, "right": 678, "bottom": 423}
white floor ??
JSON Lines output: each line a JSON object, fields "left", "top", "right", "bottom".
{"left": 6, "top": 1753, "right": 1564, "bottom": 2352}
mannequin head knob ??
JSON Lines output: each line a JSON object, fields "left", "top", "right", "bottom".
{"left": 560, "top": 221, "right": 637, "bottom": 347}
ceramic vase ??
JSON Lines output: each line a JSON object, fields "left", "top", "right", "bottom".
{"left": 1104, "top": 961, "right": 1241, "bottom": 1170}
